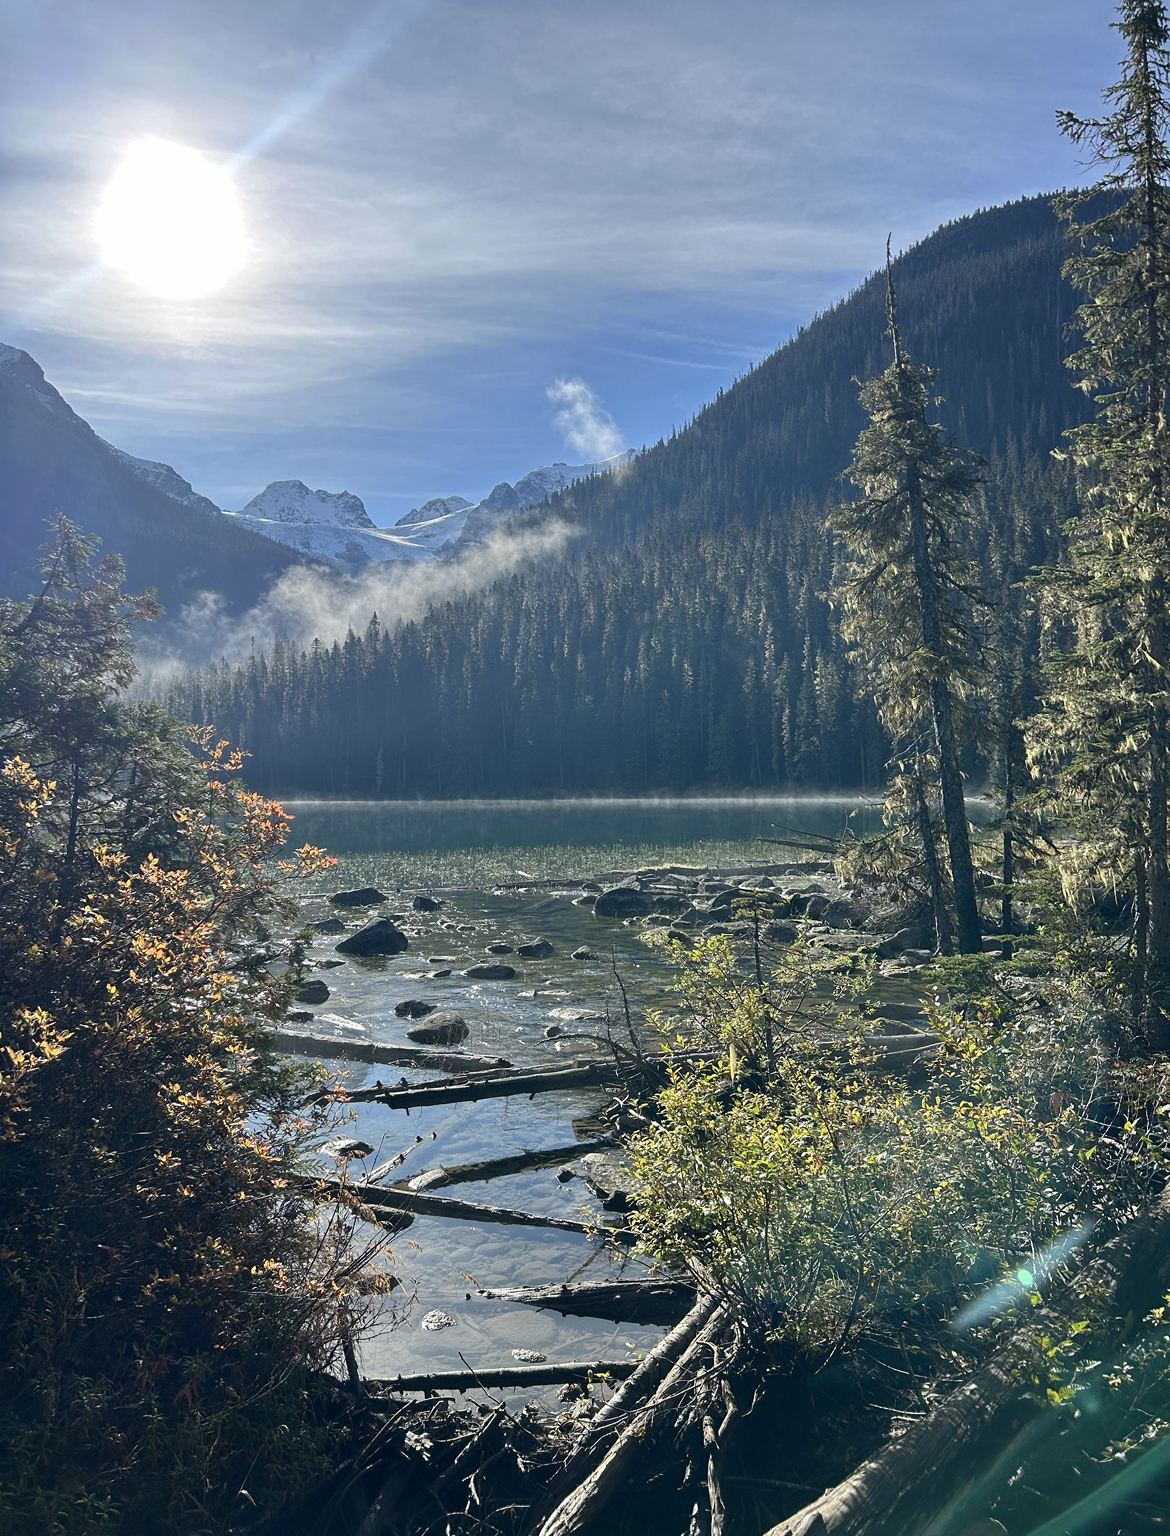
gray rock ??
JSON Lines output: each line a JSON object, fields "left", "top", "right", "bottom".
{"left": 823, "top": 897, "right": 861, "bottom": 928}
{"left": 573, "top": 894, "right": 597, "bottom": 907}
{"left": 518, "top": 938, "right": 555, "bottom": 958}
{"left": 464, "top": 964, "right": 516, "bottom": 981}
{"left": 394, "top": 999, "right": 436, "bottom": 1019}
{"left": 286, "top": 1010, "right": 314, "bottom": 1023}
{"left": 295, "top": 978, "right": 330, "bottom": 1005}
{"left": 312, "top": 917, "right": 346, "bottom": 934}
{"left": 330, "top": 887, "right": 387, "bottom": 907}
{"left": 763, "top": 922, "right": 799, "bottom": 944}
{"left": 804, "top": 894, "right": 831, "bottom": 919}
{"left": 319, "top": 959, "right": 345, "bottom": 969}
{"left": 512, "top": 1348, "right": 547, "bottom": 1363}
{"left": 580, "top": 1152, "right": 641, "bottom": 1212}
{"left": 412, "top": 894, "right": 442, "bottom": 912}
{"left": 593, "top": 885, "right": 656, "bottom": 919}
{"left": 486, "top": 942, "right": 514, "bottom": 954}
{"left": 406, "top": 1012, "right": 469, "bottom": 1045}
{"left": 571, "top": 947, "right": 595, "bottom": 960}
{"left": 336, "top": 918, "right": 409, "bottom": 956}
{"left": 421, "top": 1309, "right": 457, "bottom": 1331}
{"left": 876, "top": 926, "right": 931, "bottom": 960}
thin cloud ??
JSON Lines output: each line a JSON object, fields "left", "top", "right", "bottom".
{"left": 548, "top": 377, "right": 623, "bottom": 461}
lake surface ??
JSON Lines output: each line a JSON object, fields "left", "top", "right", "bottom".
{"left": 276, "top": 796, "right": 881, "bottom": 1401}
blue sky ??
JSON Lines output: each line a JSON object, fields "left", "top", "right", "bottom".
{"left": 2, "top": 0, "right": 1116, "bottom": 525}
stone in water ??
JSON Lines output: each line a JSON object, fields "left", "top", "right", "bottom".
{"left": 330, "top": 887, "right": 387, "bottom": 907}
{"left": 421, "top": 1309, "right": 457, "bottom": 1331}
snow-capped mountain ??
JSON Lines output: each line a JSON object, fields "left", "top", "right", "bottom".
{"left": 103, "top": 445, "right": 221, "bottom": 518}
{"left": 219, "top": 454, "right": 633, "bottom": 569}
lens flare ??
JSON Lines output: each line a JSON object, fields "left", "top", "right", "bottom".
{"left": 97, "top": 139, "right": 245, "bottom": 300}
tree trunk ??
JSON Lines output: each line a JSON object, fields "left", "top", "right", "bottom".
{"left": 912, "top": 770, "right": 953, "bottom": 955}
{"left": 1001, "top": 755, "right": 1013, "bottom": 962}
{"left": 907, "top": 473, "right": 982, "bottom": 953}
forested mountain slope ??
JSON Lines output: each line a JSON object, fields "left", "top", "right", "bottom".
{"left": 176, "top": 196, "right": 1086, "bottom": 796}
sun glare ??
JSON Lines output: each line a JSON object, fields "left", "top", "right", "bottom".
{"left": 97, "top": 139, "right": 245, "bottom": 301}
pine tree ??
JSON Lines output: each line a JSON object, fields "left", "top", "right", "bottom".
{"left": 832, "top": 253, "right": 985, "bottom": 953}
{"left": 1049, "top": 0, "right": 1170, "bottom": 1007}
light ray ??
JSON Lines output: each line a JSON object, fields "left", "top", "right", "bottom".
{"left": 950, "top": 1224, "right": 1094, "bottom": 1333}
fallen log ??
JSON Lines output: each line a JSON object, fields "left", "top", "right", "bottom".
{"left": 477, "top": 1279, "right": 696, "bottom": 1327}
{"left": 762, "top": 1185, "right": 1170, "bottom": 1536}
{"left": 335, "top": 1061, "right": 625, "bottom": 1110}
{"left": 273, "top": 1029, "right": 511, "bottom": 1074}
{"left": 367, "top": 1359, "right": 639, "bottom": 1394}
{"left": 534, "top": 1300, "right": 729, "bottom": 1536}
{"left": 311, "top": 1175, "right": 636, "bottom": 1240}
{"left": 401, "top": 1137, "right": 617, "bottom": 1191}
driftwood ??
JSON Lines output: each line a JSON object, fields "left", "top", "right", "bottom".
{"left": 402, "top": 1137, "right": 616, "bottom": 1190}
{"left": 534, "top": 1300, "right": 729, "bottom": 1536}
{"left": 312, "top": 1175, "right": 635, "bottom": 1240}
{"left": 335, "top": 1061, "right": 625, "bottom": 1110}
{"left": 477, "top": 1279, "right": 696, "bottom": 1327}
{"left": 763, "top": 1185, "right": 1170, "bottom": 1536}
{"left": 367, "top": 1359, "right": 639, "bottom": 1394}
{"left": 273, "top": 1029, "right": 511, "bottom": 1074}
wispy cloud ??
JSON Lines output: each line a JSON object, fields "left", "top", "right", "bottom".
{"left": 548, "top": 377, "right": 623, "bottom": 460}
{"left": 134, "top": 516, "right": 579, "bottom": 690}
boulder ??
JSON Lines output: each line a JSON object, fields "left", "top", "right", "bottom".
{"left": 295, "top": 978, "right": 330, "bottom": 1004}
{"left": 823, "top": 897, "right": 861, "bottom": 928}
{"left": 286, "top": 1010, "right": 314, "bottom": 1023}
{"left": 335, "top": 918, "right": 409, "bottom": 956}
{"left": 406, "top": 1011, "right": 469, "bottom": 1045}
{"left": 593, "top": 885, "right": 655, "bottom": 919}
{"left": 580, "top": 1152, "right": 641, "bottom": 1213}
{"left": 464, "top": 963, "right": 516, "bottom": 981}
{"left": 412, "top": 894, "right": 442, "bottom": 912}
{"left": 518, "top": 938, "right": 555, "bottom": 958}
{"left": 394, "top": 999, "right": 436, "bottom": 1019}
{"left": 486, "top": 942, "right": 514, "bottom": 954}
{"left": 763, "top": 921, "right": 799, "bottom": 944}
{"left": 330, "top": 887, "right": 387, "bottom": 907}
{"left": 876, "top": 926, "right": 932, "bottom": 960}
{"left": 571, "top": 946, "right": 595, "bottom": 960}
{"left": 804, "top": 894, "right": 831, "bottom": 919}
{"left": 312, "top": 917, "right": 346, "bottom": 934}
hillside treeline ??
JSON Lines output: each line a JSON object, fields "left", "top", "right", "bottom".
{"left": 171, "top": 196, "right": 1086, "bottom": 796}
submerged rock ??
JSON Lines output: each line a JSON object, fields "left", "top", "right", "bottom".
{"left": 330, "top": 887, "right": 387, "bottom": 907}
{"left": 394, "top": 999, "right": 436, "bottom": 1019}
{"left": 412, "top": 894, "right": 442, "bottom": 911}
{"left": 517, "top": 938, "right": 555, "bottom": 958}
{"left": 571, "top": 946, "right": 596, "bottom": 960}
{"left": 593, "top": 886, "right": 655, "bottom": 919}
{"left": 407, "top": 1011, "right": 469, "bottom": 1045}
{"left": 464, "top": 964, "right": 516, "bottom": 981}
{"left": 312, "top": 917, "right": 347, "bottom": 934}
{"left": 336, "top": 918, "right": 409, "bottom": 956}
{"left": 486, "top": 942, "right": 514, "bottom": 954}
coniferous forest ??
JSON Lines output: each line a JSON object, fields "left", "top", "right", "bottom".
{"left": 172, "top": 197, "right": 1084, "bottom": 797}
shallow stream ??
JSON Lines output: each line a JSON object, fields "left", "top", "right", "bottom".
{"left": 275, "top": 796, "right": 884, "bottom": 1402}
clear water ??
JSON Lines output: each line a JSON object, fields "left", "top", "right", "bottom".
{"left": 277, "top": 796, "right": 879, "bottom": 1402}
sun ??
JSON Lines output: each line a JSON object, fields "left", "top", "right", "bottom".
{"left": 97, "top": 139, "right": 246, "bottom": 301}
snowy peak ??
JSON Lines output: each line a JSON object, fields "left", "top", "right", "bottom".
{"left": 394, "top": 496, "right": 472, "bottom": 529}
{"left": 0, "top": 343, "right": 86, "bottom": 427}
{"left": 103, "top": 446, "right": 221, "bottom": 517}
{"left": 239, "top": 480, "right": 375, "bottom": 531}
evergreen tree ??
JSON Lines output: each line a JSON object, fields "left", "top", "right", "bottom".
{"left": 1047, "top": 0, "right": 1170, "bottom": 1014}
{"left": 832, "top": 255, "right": 985, "bottom": 953}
